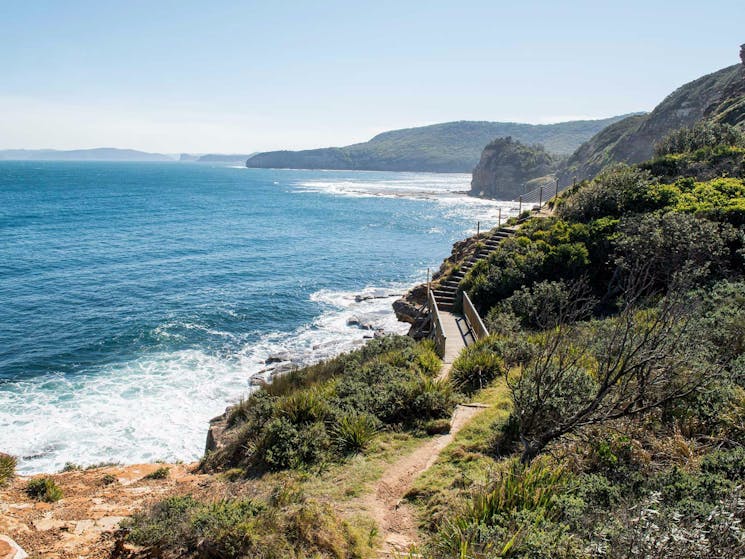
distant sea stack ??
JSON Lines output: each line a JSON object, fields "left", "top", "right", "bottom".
{"left": 469, "top": 137, "right": 557, "bottom": 200}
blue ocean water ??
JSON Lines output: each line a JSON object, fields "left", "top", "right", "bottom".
{"left": 0, "top": 161, "right": 514, "bottom": 473}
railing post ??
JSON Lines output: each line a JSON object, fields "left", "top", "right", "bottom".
{"left": 518, "top": 195, "right": 522, "bottom": 214}
{"left": 555, "top": 178, "right": 559, "bottom": 201}
{"left": 539, "top": 186, "right": 543, "bottom": 208}
{"left": 476, "top": 220, "right": 480, "bottom": 238}
{"left": 427, "top": 267, "right": 431, "bottom": 291}
{"left": 498, "top": 207, "right": 502, "bottom": 227}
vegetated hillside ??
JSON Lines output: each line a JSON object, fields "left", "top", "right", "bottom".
{"left": 98, "top": 122, "right": 745, "bottom": 559}
{"left": 245, "top": 116, "right": 634, "bottom": 173}
{"left": 561, "top": 49, "right": 745, "bottom": 183}
{"left": 469, "top": 136, "right": 559, "bottom": 199}
{"left": 0, "top": 148, "right": 174, "bottom": 161}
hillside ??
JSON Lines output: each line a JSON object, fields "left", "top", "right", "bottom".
{"left": 0, "top": 148, "right": 175, "bottom": 162}
{"left": 245, "top": 116, "right": 635, "bottom": 173}
{"left": 469, "top": 137, "right": 558, "bottom": 199}
{"left": 561, "top": 49, "right": 745, "bottom": 182}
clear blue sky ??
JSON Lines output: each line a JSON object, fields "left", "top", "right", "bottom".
{"left": 1, "top": 0, "right": 742, "bottom": 153}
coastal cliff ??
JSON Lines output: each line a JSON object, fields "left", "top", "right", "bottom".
{"left": 469, "top": 137, "right": 558, "bottom": 199}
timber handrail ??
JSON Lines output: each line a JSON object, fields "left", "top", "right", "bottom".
{"left": 427, "top": 287, "right": 447, "bottom": 357}
{"left": 463, "top": 291, "right": 489, "bottom": 341}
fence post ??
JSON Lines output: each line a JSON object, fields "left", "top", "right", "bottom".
{"left": 539, "top": 186, "right": 543, "bottom": 208}
{"left": 427, "top": 268, "right": 430, "bottom": 291}
{"left": 555, "top": 178, "right": 559, "bottom": 201}
{"left": 519, "top": 195, "right": 522, "bottom": 214}
{"left": 498, "top": 207, "right": 502, "bottom": 227}
{"left": 477, "top": 221, "right": 480, "bottom": 238}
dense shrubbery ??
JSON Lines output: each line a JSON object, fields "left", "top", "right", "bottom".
{"left": 417, "top": 125, "right": 745, "bottom": 558}
{"left": 653, "top": 121, "right": 745, "bottom": 157}
{"left": 204, "top": 336, "right": 453, "bottom": 474}
{"left": 125, "top": 485, "right": 374, "bottom": 559}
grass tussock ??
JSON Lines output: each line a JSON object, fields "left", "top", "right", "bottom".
{"left": 25, "top": 477, "right": 63, "bottom": 502}
{"left": 0, "top": 453, "right": 16, "bottom": 487}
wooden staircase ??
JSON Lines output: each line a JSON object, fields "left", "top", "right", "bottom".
{"left": 432, "top": 226, "right": 516, "bottom": 312}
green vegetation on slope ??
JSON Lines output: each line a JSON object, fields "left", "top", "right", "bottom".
{"left": 405, "top": 123, "right": 745, "bottom": 558}
{"left": 245, "top": 116, "right": 634, "bottom": 173}
{"left": 124, "top": 122, "right": 745, "bottom": 559}
{"left": 560, "top": 58, "right": 744, "bottom": 183}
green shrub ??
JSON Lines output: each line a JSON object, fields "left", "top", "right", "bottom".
{"left": 451, "top": 340, "right": 506, "bottom": 394}
{"left": 26, "top": 477, "right": 63, "bottom": 502}
{"left": 331, "top": 412, "right": 380, "bottom": 454}
{"left": 424, "top": 418, "right": 451, "bottom": 435}
{"left": 257, "top": 418, "right": 330, "bottom": 471}
{"left": 0, "top": 453, "right": 16, "bottom": 487}
{"left": 407, "top": 376, "right": 456, "bottom": 422}
{"left": 143, "top": 466, "right": 170, "bottom": 480}
{"left": 101, "top": 473, "right": 117, "bottom": 486}
{"left": 61, "top": 462, "right": 82, "bottom": 472}
{"left": 654, "top": 121, "right": 745, "bottom": 156}
{"left": 126, "top": 491, "right": 372, "bottom": 559}
{"left": 700, "top": 447, "right": 745, "bottom": 481}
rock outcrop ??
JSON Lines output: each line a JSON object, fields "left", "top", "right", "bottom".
{"left": 469, "top": 137, "right": 557, "bottom": 200}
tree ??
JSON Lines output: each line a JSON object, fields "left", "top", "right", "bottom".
{"left": 508, "top": 269, "right": 725, "bottom": 463}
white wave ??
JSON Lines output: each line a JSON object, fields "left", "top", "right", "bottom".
{"left": 292, "top": 172, "right": 521, "bottom": 227}
{"left": 0, "top": 283, "right": 410, "bottom": 474}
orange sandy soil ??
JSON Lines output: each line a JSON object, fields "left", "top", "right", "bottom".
{"left": 0, "top": 462, "right": 210, "bottom": 559}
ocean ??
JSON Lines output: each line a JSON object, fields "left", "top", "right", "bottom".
{"left": 0, "top": 161, "right": 515, "bottom": 473}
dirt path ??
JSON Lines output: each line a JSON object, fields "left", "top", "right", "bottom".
{"left": 356, "top": 402, "right": 487, "bottom": 556}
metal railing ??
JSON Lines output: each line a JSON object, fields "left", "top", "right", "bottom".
{"left": 516, "top": 178, "right": 561, "bottom": 214}
{"left": 427, "top": 287, "right": 447, "bottom": 357}
{"left": 462, "top": 291, "right": 489, "bottom": 341}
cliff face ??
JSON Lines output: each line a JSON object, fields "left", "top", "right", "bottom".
{"left": 561, "top": 53, "right": 745, "bottom": 183}
{"left": 469, "top": 137, "right": 557, "bottom": 199}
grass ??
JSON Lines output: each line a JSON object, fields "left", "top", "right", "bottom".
{"left": 143, "top": 466, "right": 171, "bottom": 480}
{"left": 331, "top": 413, "right": 381, "bottom": 454}
{"left": 407, "top": 381, "right": 512, "bottom": 528}
{"left": 125, "top": 489, "right": 376, "bottom": 559}
{"left": 0, "top": 453, "right": 16, "bottom": 487}
{"left": 25, "top": 477, "right": 63, "bottom": 502}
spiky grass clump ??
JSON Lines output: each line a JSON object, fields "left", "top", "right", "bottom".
{"left": 26, "top": 477, "right": 63, "bottom": 502}
{"left": 0, "top": 453, "right": 16, "bottom": 487}
{"left": 143, "top": 466, "right": 170, "bottom": 480}
{"left": 332, "top": 413, "right": 381, "bottom": 454}
{"left": 451, "top": 341, "right": 506, "bottom": 394}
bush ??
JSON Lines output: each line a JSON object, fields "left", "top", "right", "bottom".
{"left": 654, "top": 122, "right": 745, "bottom": 157}
{"left": 143, "top": 466, "right": 170, "bottom": 480}
{"left": 257, "top": 418, "right": 330, "bottom": 471}
{"left": 26, "top": 477, "right": 63, "bottom": 502}
{"left": 451, "top": 339, "right": 506, "bottom": 394}
{"left": 126, "top": 490, "right": 372, "bottom": 559}
{"left": 0, "top": 453, "right": 16, "bottom": 487}
{"left": 424, "top": 418, "right": 452, "bottom": 435}
{"left": 331, "top": 412, "right": 380, "bottom": 454}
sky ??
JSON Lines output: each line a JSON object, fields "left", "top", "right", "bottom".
{"left": 1, "top": 0, "right": 743, "bottom": 154}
